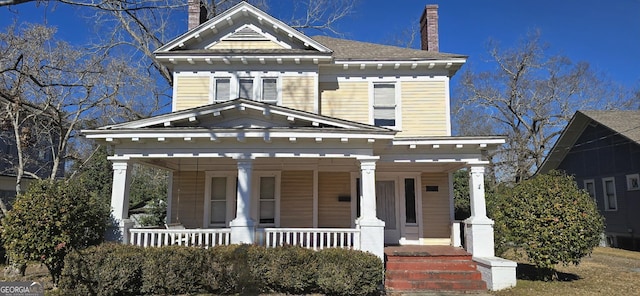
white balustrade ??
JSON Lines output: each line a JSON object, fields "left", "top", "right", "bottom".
{"left": 129, "top": 228, "right": 231, "bottom": 248}
{"left": 263, "top": 228, "right": 361, "bottom": 250}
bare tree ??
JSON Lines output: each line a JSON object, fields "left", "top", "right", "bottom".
{"left": 0, "top": 24, "right": 157, "bottom": 216}
{"left": 454, "top": 31, "right": 636, "bottom": 183}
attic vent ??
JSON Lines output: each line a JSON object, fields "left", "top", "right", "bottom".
{"left": 225, "top": 27, "right": 268, "bottom": 41}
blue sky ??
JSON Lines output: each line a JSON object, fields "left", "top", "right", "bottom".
{"left": 1, "top": 0, "right": 639, "bottom": 90}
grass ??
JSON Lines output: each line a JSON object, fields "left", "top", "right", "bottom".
{"left": 2, "top": 247, "right": 639, "bottom": 295}
{"left": 492, "top": 247, "right": 640, "bottom": 296}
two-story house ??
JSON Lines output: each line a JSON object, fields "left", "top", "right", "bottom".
{"left": 83, "top": 2, "right": 516, "bottom": 291}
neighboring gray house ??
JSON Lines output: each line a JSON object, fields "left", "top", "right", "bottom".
{"left": 539, "top": 110, "right": 640, "bottom": 250}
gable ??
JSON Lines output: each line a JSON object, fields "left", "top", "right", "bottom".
{"left": 156, "top": 2, "right": 330, "bottom": 54}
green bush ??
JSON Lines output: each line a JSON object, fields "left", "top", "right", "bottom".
{"left": 60, "top": 243, "right": 144, "bottom": 296}
{"left": 60, "top": 244, "right": 383, "bottom": 296}
{"left": 493, "top": 171, "right": 605, "bottom": 278}
{"left": 316, "top": 248, "right": 383, "bottom": 296}
{"left": 141, "top": 245, "right": 207, "bottom": 295}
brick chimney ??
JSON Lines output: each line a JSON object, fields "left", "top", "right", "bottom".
{"left": 188, "top": 0, "right": 208, "bottom": 30}
{"left": 420, "top": 4, "right": 439, "bottom": 52}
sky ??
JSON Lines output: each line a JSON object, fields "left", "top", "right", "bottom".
{"left": 1, "top": 0, "right": 639, "bottom": 91}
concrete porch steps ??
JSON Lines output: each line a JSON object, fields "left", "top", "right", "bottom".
{"left": 384, "top": 246, "right": 487, "bottom": 294}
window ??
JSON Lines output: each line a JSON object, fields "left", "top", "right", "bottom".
{"left": 583, "top": 179, "right": 596, "bottom": 202}
{"left": 404, "top": 178, "right": 417, "bottom": 224}
{"left": 602, "top": 177, "right": 617, "bottom": 211}
{"left": 212, "top": 76, "right": 279, "bottom": 103}
{"left": 626, "top": 174, "right": 639, "bottom": 191}
{"left": 204, "top": 172, "right": 236, "bottom": 227}
{"left": 213, "top": 78, "right": 230, "bottom": 102}
{"left": 373, "top": 83, "right": 396, "bottom": 127}
{"left": 255, "top": 173, "right": 279, "bottom": 225}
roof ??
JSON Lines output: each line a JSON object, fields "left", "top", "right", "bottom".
{"left": 311, "top": 36, "right": 467, "bottom": 61}
{"left": 580, "top": 110, "right": 640, "bottom": 143}
{"left": 538, "top": 110, "right": 640, "bottom": 173}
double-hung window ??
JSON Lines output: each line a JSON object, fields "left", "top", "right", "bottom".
{"left": 205, "top": 172, "right": 236, "bottom": 227}
{"left": 583, "top": 179, "right": 596, "bottom": 202}
{"left": 255, "top": 172, "right": 280, "bottom": 226}
{"left": 602, "top": 177, "right": 617, "bottom": 211}
{"left": 213, "top": 78, "right": 231, "bottom": 102}
{"left": 373, "top": 83, "right": 397, "bottom": 128}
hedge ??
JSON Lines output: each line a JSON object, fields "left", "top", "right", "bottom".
{"left": 60, "top": 244, "right": 383, "bottom": 296}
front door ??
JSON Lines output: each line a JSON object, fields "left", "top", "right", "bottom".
{"left": 376, "top": 180, "right": 400, "bottom": 244}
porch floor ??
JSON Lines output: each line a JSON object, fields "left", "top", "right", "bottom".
{"left": 384, "top": 245, "right": 487, "bottom": 294}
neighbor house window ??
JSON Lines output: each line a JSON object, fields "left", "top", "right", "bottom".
{"left": 373, "top": 83, "right": 396, "bottom": 127}
{"left": 583, "top": 179, "right": 596, "bottom": 202}
{"left": 626, "top": 174, "right": 639, "bottom": 191}
{"left": 602, "top": 177, "right": 617, "bottom": 211}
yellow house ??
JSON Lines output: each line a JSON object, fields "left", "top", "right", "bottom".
{"left": 83, "top": 2, "right": 516, "bottom": 291}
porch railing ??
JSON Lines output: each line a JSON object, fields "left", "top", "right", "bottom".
{"left": 129, "top": 228, "right": 231, "bottom": 248}
{"left": 263, "top": 228, "right": 361, "bottom": 250}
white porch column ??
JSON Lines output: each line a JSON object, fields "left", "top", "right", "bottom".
{"left": 108, "top": 160, "right": 134, "bottom": 243}
{"left": 356, "top": 157, "right": 385, "bottom": 259}
{"left": 464, "top": 165, "right": 495, "bottom": 257}
{"left": 230, "top": 157, "right": 255, "bottom": 244}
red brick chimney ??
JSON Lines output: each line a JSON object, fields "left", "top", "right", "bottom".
{"left": 420, "top": 4, "right": 439, "bottom": 52}
{"left": 188, "top": 0, "right": 208, "bottom": 30}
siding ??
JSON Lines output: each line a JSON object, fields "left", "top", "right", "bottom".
{"left": 281, "top": 76, "right": 315, "bottom": 112}
{"left": 319, "top": 82, "right": 369, "bottom": 124}
{"left": 170, "top": 171, "right": 205, "bottom": 228}
{"left": 318, "top": 172, "right": 352, "bottom": 227}
{"left": 174, "top": 76, "right": 210, "bottom": 111}
{"left": 421, "top": 172, "right": 450, "bottom": 238}
{"left": 400, "top": 81, "right": 448, "bottom": 137}
{"left": 208, "top": 40, "right": 285, "bottom": 50}
{"left": 280, "top": 170, "right": 314, "bottom": 227}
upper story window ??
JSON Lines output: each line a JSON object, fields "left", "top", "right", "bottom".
{"left": 627, "top": 174, "right": 639, "bottom": 191}
{"left": 213, "top": 76, "right": 279, "bottom": 104}
{"left": 373, "top": 83, "right": 398, "bottom": 128}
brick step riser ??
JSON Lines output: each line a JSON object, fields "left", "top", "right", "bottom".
{"left": 385, "top": 261, "right": 478, "bottom": 271}
{"left": 385, "top": 279, "right": 487, "bottom": 291}
{"left": 386, "top": 255, "right": 473, "bottom": 262}
{"left": 386, "top": 270, "right": 483, "bottom": 281}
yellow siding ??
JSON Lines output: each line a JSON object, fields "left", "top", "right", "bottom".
{"left": 207, "top": 40, "right": 285, "bottom": 50}
{"left": 400, "top": 81, "right": 448, "bottom": 137}
{"left": 281, "top": 76, "right": 315, "bottom": 112}
{"left": 318, "top": 172, "right": 351, "bottom": 227}
{"left": 175, "top": 76, "right": 210, "bottom": 111}
{"left": 421, "top": 172, "right": 450, "bottom": 238}
{"left": 170, "top": 171, "right": 205, "bottom": 228}
{"left": 319, "top": 82, "right": 369, "bottom": 124}
{"left": 280, "top": 171, "right": 314, "bottom": 227}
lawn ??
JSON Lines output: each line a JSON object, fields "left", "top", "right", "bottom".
{"left": 492, "top": 247, "right": 640, "bottom": 296}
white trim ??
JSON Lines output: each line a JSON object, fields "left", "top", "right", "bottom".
{"left": 350, "top": 172, "right": 360, "bottom": 228}
{"left": 203, "top": 171, "right": 237, "bottom": 228}
{"left": 626, "top": 174, "right": 640, "bottom": 191}
{"left": 172, "top": 72, "right": 178, "bottom": 112}
{"left": 444, "top": 76, "right": 451, "bottom": 136}
{"left": 602, "top": 177, "right": 618, "bottom": 211}
{"left": 252, "top": 171, "right": 281, "bottom": 227}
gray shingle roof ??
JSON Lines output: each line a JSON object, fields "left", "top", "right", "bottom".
{"left": 311, "top": 35, "right": 467, "bottom": 61}
{"left": 580, "top": 110, "right": 640, "bottom": 143}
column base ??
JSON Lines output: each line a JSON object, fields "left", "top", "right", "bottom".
{"left": 230, "top": 218, "right": 255, "bottom": 244}
{"left": 357, "top": 218, "right": 385, "bottom": 260}
{"left": 464, "top": 217, "right": 495, "bottom": 257}
{"left": 106, "top": 218, "right": 134, "bottom": 243}
{"left": 473, "top": 256, "right": 517, "bottom": 291}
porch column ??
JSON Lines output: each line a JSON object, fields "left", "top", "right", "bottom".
{"left": 464, "top": 165, "right": 495, "bottom": 257}
{"left": 356, "top": 157, "right": 385, "bottom": 259}
{"left": 230, "top": 157, "right": 255, "bottom": 244}
{"left": 108, "top": 160, "right": 134, "bottom": 243}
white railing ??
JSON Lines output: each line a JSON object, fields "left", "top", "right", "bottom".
{"left": 452, "top": 221, "right": 464, "bottom": 248}
{"left": 129, "top": 228, "right": 231, "bottom": 248}
{"left": 263, "top": 228, "right": 360, "bottom": 250}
